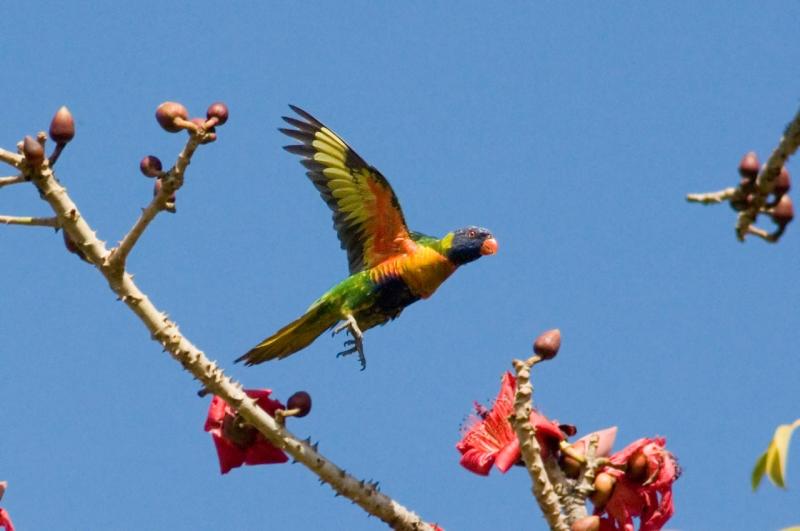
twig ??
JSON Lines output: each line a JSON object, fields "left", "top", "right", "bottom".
{"left": 746, "top": 225, "right": 777, "bottom": 242}
{"left": 107, "top": 134, "right": 201, "bottom": 271}
{"left": 686, "top": 187, "right": 736, "bottom": 204}
{"left": 511, "top": 358, "right": 568, "bottom": 531}
{"left": 563, "top": 437, "right": 599, "bottom": 525}
{"left": 0, "top": 148, "right": 22, "bottom": 168}
{"left": 0, "top": 215, "right": 59, "bottom": 227}
{"left": 0, "top": 175, "right": 25, "bottom": 188}
{"left": 737, "top": 107, "right": 800, "bottom": 240}
{"left": 8, "top": 132, "right": 434, "bottom": 531}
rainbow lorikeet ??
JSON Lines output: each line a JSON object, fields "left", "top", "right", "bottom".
{"left": 236, "top": 106, "right": 498, "bottom": 370}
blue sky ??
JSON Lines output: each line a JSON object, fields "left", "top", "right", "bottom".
{"left": 2, "top": 2, "right": 800, "bottom": 530}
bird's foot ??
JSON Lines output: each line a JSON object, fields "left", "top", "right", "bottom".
{"left": 333, "top": 315, "right": 366, "bottom": 370}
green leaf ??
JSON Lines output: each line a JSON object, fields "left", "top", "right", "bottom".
{"left": 757, "top": 419, "right": 800, "bottom": 489}
{"left": 752, "top": 450, "right": 768, "bottom": 491}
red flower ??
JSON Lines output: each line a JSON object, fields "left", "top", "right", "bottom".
{"left": 456, "top": 372, "right": 567, "bottom": 475}
{"left": 594, "top": 437, "right": 679, "bottom": 531}
{"left": 0, "top": 508, "right": 14, "bottom": 531}
{"left": 204, "top": 389, "right": 289, "bottom": 474}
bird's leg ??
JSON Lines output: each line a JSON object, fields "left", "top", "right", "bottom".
{"left": 334, "top": 314, "right": 366, "bottom": 370}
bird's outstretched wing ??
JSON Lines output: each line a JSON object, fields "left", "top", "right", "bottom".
{"left": 280, "top": 105, "right": 412, "bottom": 274}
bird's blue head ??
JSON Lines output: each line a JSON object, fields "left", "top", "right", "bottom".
{"left": 445, "top": 226, "right": 498, "bottom": 266}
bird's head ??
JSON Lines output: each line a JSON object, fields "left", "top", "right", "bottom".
{"left": 445, "top": 226, "right": 498, "bottom": 266}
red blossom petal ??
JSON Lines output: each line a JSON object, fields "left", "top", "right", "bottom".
{"left": 0, "top": 507, "right": 15, "bottom": 531}
{"left": 247, "top": 389, "right": 285, "bottom": 416}
{"left": 457, "top": 372, "right": 567, "bottom": 475}
{"left": 596, "top": 437, "right": 678, "bottom": 531}
{"left": 205, "top": 395, "right": 229, "bottom": 431}
{"left": 457, "top": 373, "right": 517, "bottom": 475}
{"left": 572, "top": 427, "right": 619, "bottom": 458}
{"left": 204, "top": 389, "right": 288, "bottom": 474}
{"left": 530, "top": 409, "right": 567, "bottom": 457}
{"left": 494, "top": 436, "right": 521, "bottom": 472}
{"left": 244, "top": 435, "right": 290, "bottom": 466}
{"left": 598, "top": 517, "right": 618, "bottom": 531}
{"left": 211, "top": 433, "right": 247, "bottom": 474}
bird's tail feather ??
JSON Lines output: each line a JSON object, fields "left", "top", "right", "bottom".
{"left": 235, "top": 302, "right": 337, "bottom": 366}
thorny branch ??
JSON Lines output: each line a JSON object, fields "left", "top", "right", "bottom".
{"left": 511, "top": 355, "right": 569, "bottom": 531}
{"left": 687, "top": 106, "right": 800, "bottom": 242}
{"left": 2, "top": 105, "right": 435, "bottom": 531}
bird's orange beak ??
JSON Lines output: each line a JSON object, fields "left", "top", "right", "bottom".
{"left": 480, "top": 237, "right": 499, "bottom": 255}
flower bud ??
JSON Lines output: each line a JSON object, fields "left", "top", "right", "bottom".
{"left": 738, "top": 151, "right": 759, "bottom": 181}
{"left": 139, "top": 155, "right": 163, "bottom": 178}
{"left": 571, "top": 516, "right": 600, "bottom": 531}
{"left": 771, "top": 195, "right": 793, "bottom": 227}
{"left": 626, "top": 449, "right": 649, "bottom": 484}
{"left": 155, "top": 102, "right": 189, "bottom": 133}
{"left": 287, "top": 391, "right": 312, "bottom": 417}
{"left": 206, "top": 102, "right": 229, "bottom": 125}
{"left": 591, "top": 472, "right": 616, "bottom": 510}
{"left": 49, "top": 106, "right": 75, "bottom": 144}
{"left": 533, "top": 329, "right": 561, "bottom": 360}
{"left": 23, "top": 136, "right": 44, "bottom": 167}
{"left": 773, "top": 166, "right": 791, "bottom": 197}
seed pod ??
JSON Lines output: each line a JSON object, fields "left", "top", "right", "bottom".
{"left": 155, "top": 102, "right": 189, "bottom": 133}
{"left": 23, "top": 136, "right": 44, "bottom": 167}
{"left": 49, "top": 106, "right": 76, "bottom": 144}
{"left": 287, "top": 391, "right": 312, "bottom": 417}
{"left": 533, "top": 329, "right": 561, "bottom": 360}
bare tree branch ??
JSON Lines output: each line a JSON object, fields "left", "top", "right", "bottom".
{"left": 5, "top": 118, "right": 435, "bottom": 531}
{"left": 0, "top": 148, "right": 23, "bottom": 168}
{"left": 0, "top": 214, "right": 59, "bottom": 227}
{"left": 0, "top": 175, "right": 25, "bottom": 188}
{"left": 687, "top": 106, "right": 800, "bottom": 242}
{"left": 736, "top": 107, "right": 800, "bottom": 240}
{"left": 108, "top": 135, "right": 202, "bottom": 271}
{"left": 511, "top": 356, "right": 568, "bottom": 531}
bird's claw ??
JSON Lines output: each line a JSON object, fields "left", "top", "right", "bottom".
{"left": 333, "top": 315, "right": 366, "bottom": 370}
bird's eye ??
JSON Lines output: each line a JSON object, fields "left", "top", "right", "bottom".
{"left": 467, "top": 229, "right": 476, "bottom": 238}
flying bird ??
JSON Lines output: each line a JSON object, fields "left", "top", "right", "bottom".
{"left": 237, "top": 106, "right": 498, "bottom": 369}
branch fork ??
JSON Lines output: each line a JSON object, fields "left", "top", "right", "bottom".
{"left": 2, "top": 103, "right": 435, "bottom": 531}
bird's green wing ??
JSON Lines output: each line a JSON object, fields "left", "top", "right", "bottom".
{"left": 281, "top": 105, "right": 412, "bottom": 274}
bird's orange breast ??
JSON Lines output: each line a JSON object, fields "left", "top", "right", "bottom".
{"left": 370, "top": 246, "right": 456, "bottom": 299}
